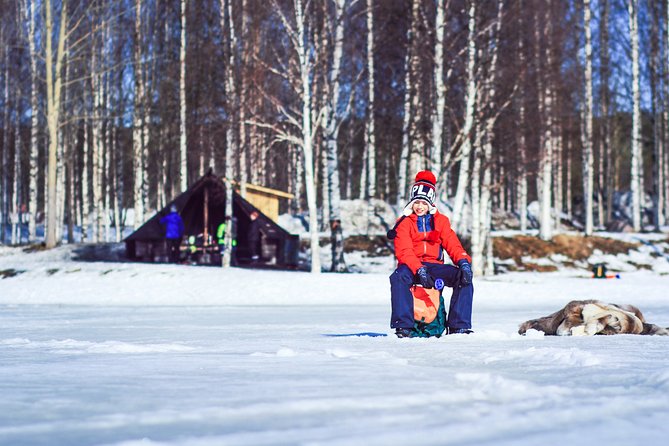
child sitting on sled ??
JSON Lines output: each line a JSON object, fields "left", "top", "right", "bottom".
{"left": 389, "top": 170, "right": 474, "bottom": 338}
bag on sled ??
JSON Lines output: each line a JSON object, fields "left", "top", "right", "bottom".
{"left": 411, "top": 285, "right": 447, "bottom": 337}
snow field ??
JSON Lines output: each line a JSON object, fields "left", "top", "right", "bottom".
{"left": 1, "top": 246, "right": 669, "bottom": 445}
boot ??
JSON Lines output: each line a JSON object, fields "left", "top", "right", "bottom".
{"left": 395, "top": 328, "right": 413, "bottom": 338}
{"left": 449, "top": 327, "right": 473, "bottom": 335}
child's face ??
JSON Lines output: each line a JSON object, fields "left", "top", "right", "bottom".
{"left": 412, "top": 200, "right": 429, "bottom": 216}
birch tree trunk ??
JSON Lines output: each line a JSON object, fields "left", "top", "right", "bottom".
{"left": 517, "top": 0, "right": 528, "bottom": 232}
{"left": 470, "top": 133, "right": 482, "bottom": 272}
{"left": 628, "top": 0, "right": 642, "bottom": 231}
{"left": 1, "top": 34, "right": 8, "bottom": 244}
{"left": 113, "top": 15, "right": 124, "bottom": 242}
{"left": 600, "top": 0, "right": 612, "bottom": 226}
{"left": 553, "top": 108, "right": 563, "bottom": 222}
{"left": 132, "top": 0, "right": 146, "bottom": 229}
{"left": 56, "top": 47, "right": 68, "bottom": 245}
{"left": 222, "top": 0, "right": 236, "bottom": 185}
{"left": 238, "top": 0, "right": 250, "bottom": 186}
{"left": 63, "top": 12, "right": 76, "bottom": 243}
{"left": 12, "top": 88, "right": 22, "bottom": 245}
{"left": 323, "top": 0, "right": 347, "bottom": 272}
{"left": 406, "top": 0, "right": 424, "bottom": 178}
{"left": 533, "top": 6, "right": 545, "bottom": 221}
{"left": 179, "top": 0, "right": 188, "bottom": 191}
{"left": 26, "top": 0, "right": 39, "bottom": 242}
{"left": 82, "top": 92, "right": 90, "bottom": 242}
{"left": 44, "top": 0, "right": 67, "bottom": 248}
{"left": 346, "top": 120, "right": 355, "bottom": 199}
{"left": 221, "top": 0, "right": 238, "bottom": 268}
{"left": 102, "top": 48, "right": 111, "bottom": 242}
{"left": 431, "top": 0, "right": 446, "bottom": 179}
{"left": 582, "top": 0, "right": 594, "bottom": 235}
{"left": 397, "top": 0, "right": 420, "bottom": 208}
{"left": 63, "top": 74, "right": 75, "bottom": 243}
{"left": 451, "top": 1, "right": 477, "bottom": 233}
{"left": 293, "top": 145, "right": 303, "bottom": 212}
{"left": 665, "top": 0, "right": 669, "bottom": 227}
{"left": 313, "top": 20, "right": 327, "bottom": 223}
{"left": 92, "top": 48, "right": 103, "bottom": 243}
{"left": 112, "top": 126, "right": 121, "bottom": 243}
{"left": 471, "top": 0, "right": 502, "bottom": 276}
{"left": 650, "top": 1, "right": 665, "bottom": 230}
{"left": 295, "top": 0, "right": 321, "bottom": 273}
{"left": 11, "top": 46, "right": 23, "bottom": 245}
{"left": 360, "top": 127, "right": 368, "bottom": 199}
{"left": 539, "top": 7, "right": 553, "bottom": 241}
{"left": 566, "top": 136, "right": 573, "bottom": 218}
{"left": 67, "top": 134, "right": 75, "bottom": 243}
{"left": 361, "top": 0, "right": 376, "bottom": 199}
{"left": 481, "top": 0, "right": 503, "bottom": 275}
{"left": 264, "top": 0, "right": 321, "bottom": 272}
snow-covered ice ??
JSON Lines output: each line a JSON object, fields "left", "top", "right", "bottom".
{"left": 1, "top": 245, "right": 669, "bottom": 445}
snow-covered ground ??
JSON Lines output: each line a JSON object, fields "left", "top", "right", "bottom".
{"left": 1, "top": 244, "right": 669, "bottom": 446}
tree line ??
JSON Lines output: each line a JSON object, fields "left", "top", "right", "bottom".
{"left": 0, "top": 0, "right": 667, "bottom": 274}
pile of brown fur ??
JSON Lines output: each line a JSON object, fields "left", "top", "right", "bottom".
{"left": 518, "top": 300, "right": 669, "bottom": 336}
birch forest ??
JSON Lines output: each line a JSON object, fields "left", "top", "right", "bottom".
{"left": 1, "top": 0, "right": 669, "bottom": 274}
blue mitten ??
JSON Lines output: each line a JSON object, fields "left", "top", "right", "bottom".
{"left": 457, "top": 259, "right": 473, "bottom": 287}
{"left": 415, "top": 266, "right": 434, "bottom": 288}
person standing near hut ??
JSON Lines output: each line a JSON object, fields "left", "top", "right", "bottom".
{"left": 247, "top": 210, "right": 262, "bottom": 262}
{"left": 160, "top": 205, "right": 185, "bottom": 263}
{"left": 217, "top": 216, "right": 238, "bottom": 266}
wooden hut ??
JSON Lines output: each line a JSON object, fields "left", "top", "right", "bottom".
{"left": 124, "top": 171, "right": 299, "bottom": 267}
{"left": 240, "top": 183, "right": 294, "bottom": 223}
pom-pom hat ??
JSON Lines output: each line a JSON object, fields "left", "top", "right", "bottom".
{"left": 403, "top": 170, "right": 437, "bottom": 216}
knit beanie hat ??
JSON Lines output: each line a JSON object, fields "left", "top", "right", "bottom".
{"left": 402, "top": 170, "right": 437, "bottom": 216}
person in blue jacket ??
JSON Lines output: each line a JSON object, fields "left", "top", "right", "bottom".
{"left": 160, "top": 205, "right": 185, "bottom": 263}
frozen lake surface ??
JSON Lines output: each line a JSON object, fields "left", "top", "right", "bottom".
{"left": 1, "top": 245, "right": 669, "bottom": 445}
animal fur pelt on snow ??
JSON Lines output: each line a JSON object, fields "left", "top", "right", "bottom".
{"left": 518, "top": 300, "right": 669, "bottom": 336}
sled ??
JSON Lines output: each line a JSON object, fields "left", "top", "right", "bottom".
{"left": 322, "top": 332, "right": 388, "bottom": 337}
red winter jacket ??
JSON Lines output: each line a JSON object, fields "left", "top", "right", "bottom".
{"left": 394, "top": 211, "right": 471, "bottom": 274}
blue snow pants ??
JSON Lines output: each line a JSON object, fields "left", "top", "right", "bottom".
{"left": 390, "top": 262, "right": 473, "bottom": 331}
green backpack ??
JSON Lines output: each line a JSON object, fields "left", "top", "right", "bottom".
{"left": 411, "top": 286, "right": 447, "bottom": 338}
